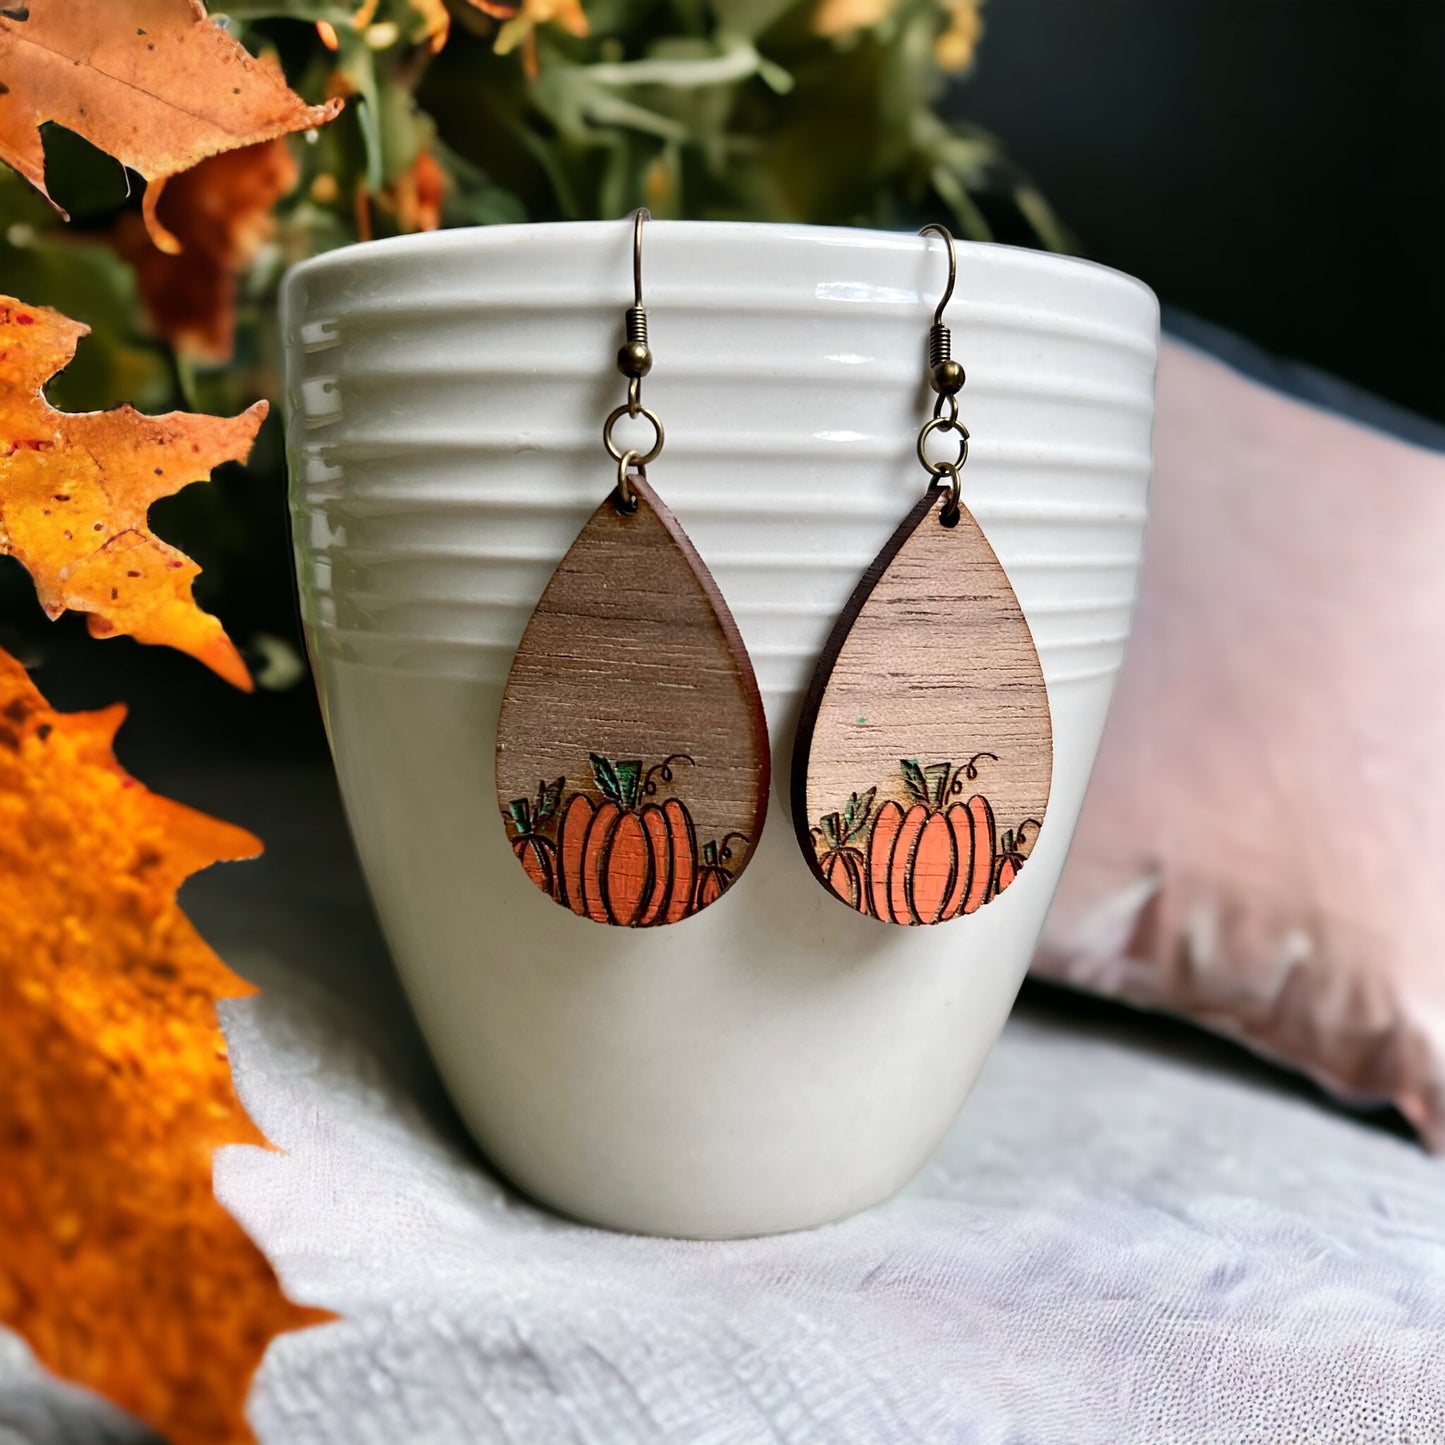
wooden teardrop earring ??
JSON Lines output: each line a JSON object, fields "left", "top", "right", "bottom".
{"left": 792, "top": 224, "right": 1053, "bottom": 926}
{"left": 496, "top": 210, "right": 770, "bottom": 926}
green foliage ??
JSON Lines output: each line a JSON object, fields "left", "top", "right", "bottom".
{"left": 0, "top": 0, "right": 1060, "bottom": 643}
{"left": 409, "top": 0, "right": 1057, "bottom": 234}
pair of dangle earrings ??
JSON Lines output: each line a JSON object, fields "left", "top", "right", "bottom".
{"left": 496, "top": 212, "right": 1052, "bottom": 928}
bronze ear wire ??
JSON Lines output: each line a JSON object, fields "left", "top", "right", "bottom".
{"left": 789, "top": 223, "right": 1055, "bottom": 926}
{"left": 495, "top": 212, "right": 771, "bottom": 927}
{"left": 915, "top": 223, "right": 968, "bottom": 525}
{"left": 601, "top": 208, "right": 665, "bottom": 512}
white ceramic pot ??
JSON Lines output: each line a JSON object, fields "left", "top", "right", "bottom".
{"left": 281, "top": 222, "right": 1158, "bottom": 1238}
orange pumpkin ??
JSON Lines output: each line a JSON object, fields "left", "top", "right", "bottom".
{"left": 953, "top": 793, "right": 996, "bottom": 917}
{"left": 812, "top": 788, "right": 876, "bottom": 913}
{"left": 866, "top": 760, "right": 998, "bottom": 925}
{"left": 693, "top": 833, "right": 748, "bottom": 912}
{"left": 994, "top": 850, "right": 1019, "bottom": 896}
{"left": 502, "top": 778, "right": 564, "bottom": 899}
{"left": 992, "top": 818, "right": 1039, "bottom": 899}
{"left": 557, "top": 755, "right": 700, "bottom": 926}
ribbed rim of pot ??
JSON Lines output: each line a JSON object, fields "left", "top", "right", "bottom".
{"left": 282, "top": 218, "right": 1159, "bottom": 313}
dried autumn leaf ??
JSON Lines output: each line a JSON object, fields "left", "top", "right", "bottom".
{"left": 0, "top": 0, "right": 342, "bottom": 245}
{"left": 0, "top": 296, "right": 263, "bottom": 689}
{"left": 379, "top": 146, "right": 447, "bottom": 234}
{"left": 112, "top": 138, "right": 299, "bottom": 363}
{"left": 0, "top": 647, "right": 330, "bottom": 1445}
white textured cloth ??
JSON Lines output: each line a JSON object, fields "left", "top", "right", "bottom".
{"left": 7, "top": 986, "right": 1445, "bottom": 1442}
{"left": 3, "top": 767, "right": 1444, "bottom": 1443}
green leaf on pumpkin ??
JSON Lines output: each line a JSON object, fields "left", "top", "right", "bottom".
{"left": 842, "top": 787, "right": 875, "bottom": 841}
{"left": 589, "top": 753, "right": 621, "bottom": 802}
{"left": 536, "top": 776, "right": 564, "bottom": 823}
{"left": 900, "top": 759, "right": 928, "bottom": 805}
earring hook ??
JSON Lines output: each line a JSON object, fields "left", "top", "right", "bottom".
{"left": 918, "top": 222, "right": 956, "bottom": 326}
{"left": 633, "top": 206, "right": 649, "bottom": 309}
{"left": 916, "top": 223, "right": 965, "bottom": 525}
{"left": 605, "top": 208, "right": 663, "bottom": 511}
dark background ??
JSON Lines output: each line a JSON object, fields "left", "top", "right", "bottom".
{"left": 955, "top": 0, "right": 1445, "bottom": 423}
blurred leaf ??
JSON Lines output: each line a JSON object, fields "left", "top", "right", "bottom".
{"left": 215, "top": 0, "right": 353, "bottom": 16}
{"left": 0, "top": 647, "right": 330, "bottom": 1445}
{"left": 111, "top": 139, "right": 301, "bottom": 363}
{"left": 719, "top": 0, "right": 801, "bottom": 40}
{"left": 332, "top": 28, "right": 387, "bottom": 191}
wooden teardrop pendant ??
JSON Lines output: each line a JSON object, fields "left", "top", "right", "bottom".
{"left": 497, "top": 475, "right": 769, "bottom": 926}
{"left": 792, "top": 485, "right": 1052, "bottom": 925}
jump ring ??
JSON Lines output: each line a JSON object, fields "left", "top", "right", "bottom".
{"left": 615, "top": 450, "right": 642, "bottom": 511}
{"left": 603, "top": 403, "right": 664, "bottom": 466}
{"left": 916, "top": 414, "right": 970, "bottom": 477}
{"left": 933, "top": 460, "right": 962, "bottom": 523}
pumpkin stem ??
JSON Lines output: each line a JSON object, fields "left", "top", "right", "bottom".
{"left": 701, "top": 839, "right": 719, "bottom": 867}
{"left": 505, "top": 798, "right": 532, "bottom": 835}
{"left": 588, "top": 754, "right": 644, "bottom": 808}
{"left": 923, "top": 762, "right": 953, "bottom": 810}
{"left": 614, "top": 760, "right": 643, "bottom": 809}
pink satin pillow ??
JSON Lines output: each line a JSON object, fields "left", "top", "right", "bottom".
{"left": 1035, "top": 337, "right": 1445, "bottom": 1146}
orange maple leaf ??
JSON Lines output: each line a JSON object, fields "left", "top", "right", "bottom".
{"left": 0, "top": 297, "right": 263, "bottom": 689}
{"left": 112, "top": 138, "right": 300, "bottom": 363}
{"left": 0, "top": 0, "right": 342, "bottom": 247}
{"left": 0, "top": 647, "right": 331, "bottom": 1445}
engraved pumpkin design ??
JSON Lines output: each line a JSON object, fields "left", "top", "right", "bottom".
{"left": 502, "top": 754, "right": 747, "bottom": 926}
{"left": 809, "top": 788, "right": 876, "bottom": 912}
{"left": 496, "top": 477, "right": 769, "bottom": 927}
{"left": 812, "top": 757, "right": 1039, "bottom": 925}
{"left": 505, "top": 777, "right": 564, "bottom": 897}
{"left": 792, "top": 486, "right": 1053, "bottom": 926}
{"left": 693, "top": 836, "right": 746, "bottom": 913}
{"left": 992, "top": 819, "right": 1038, "bottom": 898}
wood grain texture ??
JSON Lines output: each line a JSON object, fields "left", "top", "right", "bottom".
{"left": 497, "top": 475, "right": 769, "bottom": 926}
{"left": 792, "top": 486, "right": 1052, "bottom": 925}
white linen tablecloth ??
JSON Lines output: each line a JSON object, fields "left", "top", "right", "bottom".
{"left": 3, "top": 764, "right": 1443, "bottom": 1444}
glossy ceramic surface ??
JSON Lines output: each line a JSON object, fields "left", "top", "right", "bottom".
{"left": 282, "top": 221, "right": 1159, "bottom": 1237}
